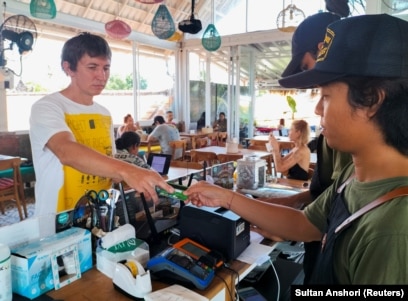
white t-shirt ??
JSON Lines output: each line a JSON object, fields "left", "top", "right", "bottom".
{"left": 149, "top": 124, "right": 181, "bottom": 157}
{"left": 29, "top": 92, "right": 115, "bottom": 217}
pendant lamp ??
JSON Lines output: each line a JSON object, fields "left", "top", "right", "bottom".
{"left": 167, "top": 31, "right": 183, "bottom": 42}
{"left": 105, "top": 20, "right": 131, "bottom": 40}
{"left": 276, "top": 1, "right": 305, "bottom": 32}
{"left": 202, "top": 0, "right": 221, "bottom": 52}
{"left": 151, "top": 4, "right": 175, "bottom": 40}
{"left": 30, "top": 0, "right": 57, "bottom": 19}
{"left": 202, "top": 24, "right": 221, "bottom": 51}
{"left": 105, "top": 2, "right": 132, "bottom": 40}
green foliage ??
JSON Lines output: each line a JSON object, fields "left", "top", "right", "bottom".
{"left": 286, "top": 95, "right": 297, "bottom": 113}
{"left": 106, "top": 74, "right": 148, "bottom": 90}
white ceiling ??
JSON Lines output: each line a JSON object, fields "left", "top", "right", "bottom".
{"left": 4, "top": 0, "right": 399, "bottom": 86}
{"left": 2, "top": 0, "right": 296, "bottom": 86}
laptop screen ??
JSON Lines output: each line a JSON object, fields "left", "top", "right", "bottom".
{"left": 147, "top": 153, "right": 172, "bottom": 175}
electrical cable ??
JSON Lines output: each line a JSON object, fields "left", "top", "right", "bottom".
{"left": 269, "top": 258, "right": 280, "bottom": 301}
{"left": 215, "top": 273, "right": 235, "bottom": 301}
{"left": 222, "top": 264, "right": 240, "bottom": 301}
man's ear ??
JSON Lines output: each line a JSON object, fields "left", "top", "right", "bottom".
{"left": 367, "top": 89, "right": 386, "bottom": 118}
{"left": 62, "top": 61, "right": 73, "bottom": 76}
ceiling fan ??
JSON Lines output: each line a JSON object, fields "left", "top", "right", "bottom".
{"left": 178, "top": 0, "right": 202, "bottom": 34}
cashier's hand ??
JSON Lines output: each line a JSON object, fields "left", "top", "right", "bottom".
{"left": 184, "top": 181, "right": 232, "bottom": 208}
{"left": 119, "top": 166, "right": 174, "bottom": 204}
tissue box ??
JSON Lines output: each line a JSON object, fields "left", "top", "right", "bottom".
{"left": 10, "top": 227, "right": 92, "bottom": 299}
{"left": 96, "top": 238, "right": 149, "bottom": 278}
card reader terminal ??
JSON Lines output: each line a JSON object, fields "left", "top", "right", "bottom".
{"left": 146, "top": 238, "right": 224, "bottom": 290}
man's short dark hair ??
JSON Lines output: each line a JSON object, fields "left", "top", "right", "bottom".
{"left": 153, "top": 115, "right": 166, "bottom": 125}
{"left": 61, "top": 32, "right": 112, "bottom": 72}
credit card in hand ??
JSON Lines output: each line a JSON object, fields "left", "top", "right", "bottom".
{"left": 156, "top": 187, "right": 188, "bottom": 201}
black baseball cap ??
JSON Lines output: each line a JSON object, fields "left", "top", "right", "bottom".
{"left": 279, "top": 14, "right": 408, "bottom": 89}
{"left": 281, "top": 12, "right": 340, "bottom": 77}
{"left": 152, "top": 115, "right": 165, "bottom": 126}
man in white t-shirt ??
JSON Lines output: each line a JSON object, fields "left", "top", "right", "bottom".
{"left": 29, "top": 33, "right": 173, "bottom": 218}
{"left": 148, "top": 115, "right": 181, "bottom": 158}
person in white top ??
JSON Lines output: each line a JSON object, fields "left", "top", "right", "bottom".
{"left": 29, "top": 32, "right": 173, "bottom": 218}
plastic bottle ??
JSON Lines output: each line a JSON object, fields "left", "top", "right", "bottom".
{"left": 0, "top": 243, "right": 12, "bottom": 301}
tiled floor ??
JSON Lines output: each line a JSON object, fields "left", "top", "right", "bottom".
{"left": 0, "top": 197, "right": 35, "bottom": 227}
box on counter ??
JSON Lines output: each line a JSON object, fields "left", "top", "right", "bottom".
{"left": 96, "top": 238, "right": 150, "bottom": 279}
{"left": 10, "top": 227, "right": 93, "bottom": 299}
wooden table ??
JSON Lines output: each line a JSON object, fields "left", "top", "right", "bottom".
{"left": 0, "top": 154, "right": 27, "bottom": 162}
{"left": 47, "top": 253, "right": 257, "bottom": 301}
{"left": 179, "top": 132, "right": 210, "bottom": 149}
{"left": 245, "top": 134, "right": 317, "bottom": 149}
{"left": 245, "top": 135, "right": 294, "bottom": 150}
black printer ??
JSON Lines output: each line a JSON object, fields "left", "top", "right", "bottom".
{"left": 178, "top": 204, "right": 250, "bottom": 262}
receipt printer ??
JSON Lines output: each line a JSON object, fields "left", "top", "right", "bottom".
{"left": 178, "top": 205, "right": 250, "bottom": 262}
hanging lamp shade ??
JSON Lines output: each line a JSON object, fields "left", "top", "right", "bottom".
{"left": 276, "top": 4, "right": 305, "bottom": 32}
{"left": 135, "top": 0, "right": 164, "bottom": 3}
{"left": 167, "top": 31, "right": 183, "bottom": 42}
{"left": 105, "top": 20, "right": 132, "bottom": 40}
{"left": 30, "top": 0, "right": 57, "bottom": 19}
{"left": 202, "top": 24, "right": 221, "bottom": 52}
{"left": 151, "top": 4, "right": 175, "bottom": 40}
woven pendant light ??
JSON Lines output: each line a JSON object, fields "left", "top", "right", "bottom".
{"left": 151, "top": 4, "right": 175, "bottom": 40}
{"left": 202, "top": 24, "right": 221, "bottom": 51}
{"left": 30, "top": 0, "right": 57, "bottom": 19}
{"left": 105, "top": 20, "right": 132, "bottom": 39}
{"left": 202, "top": 0, "right": 221, "bottom": 52}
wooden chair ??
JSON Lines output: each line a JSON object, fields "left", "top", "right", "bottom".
{"left": 190, "top": 150, "right": 219, "bottom": 167}
{"left": 249, "top": 139, "right": 268, "bottom": 148}
{"left": 0, "top": 157, "right": 28, "bottom": 220}
{"left": 170, "top": 160, "right": 203, "bottom": 170}
{"left": 170, "top": 160, "right": 204, "bottom": 186}
{"left": 217, "top": 132, "right": 228, "bottom": 146}
{"left": 168, "top": 140, "right": 186, "bottom": 160}
{"left": 195, "top": 137, "right": 209, "bottom": 149}
{"left": 207, "top": 132, "right": 219, "bottom": 146}
{"left": 217, "top": 153, "right": 243, "bottom": 164}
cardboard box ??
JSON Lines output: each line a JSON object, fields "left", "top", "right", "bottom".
{"left": 10, "top": 227, "right": 93, "bottom": 299}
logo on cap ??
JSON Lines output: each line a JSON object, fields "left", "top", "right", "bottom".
{"left": 316, "top": 28, "right": 335, "bottom": 63}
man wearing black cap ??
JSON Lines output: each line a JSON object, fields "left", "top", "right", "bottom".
{"left": 281, "top": 11, "right": 355, "bottom": 284}
{"left": 185, "top": 14, "right": 408, "bottom": 284}
{"left": 148, "top": 115, "right": 181, "bottom": 158}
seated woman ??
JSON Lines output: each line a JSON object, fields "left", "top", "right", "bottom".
{"left": 115, "top": 131, "right": 150, "bottom": 169}
{"left": 269, "top": 119, "right": 310, "bottom": 181}
{"left": 117, "top": 114, "right": 141, "bottom": 138}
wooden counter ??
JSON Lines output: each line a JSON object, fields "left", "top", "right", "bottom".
{"left": 48, "top": 259, "right": 255, "bottom": 301}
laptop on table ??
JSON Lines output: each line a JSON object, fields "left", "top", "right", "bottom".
{"left": 147, "top": 153, "right": 172, "bottom": 176}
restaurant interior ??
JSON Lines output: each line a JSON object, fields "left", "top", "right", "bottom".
{"left": 1, "top": 0, "right": 408, "bottom": 300}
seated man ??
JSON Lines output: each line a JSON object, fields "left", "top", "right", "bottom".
{"left": 148, "top": 115, "right": 181, "bottom": 158}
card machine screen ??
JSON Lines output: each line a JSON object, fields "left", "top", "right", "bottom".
{"left": 146, "top": 238, "right": 223, "bottom": 290}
